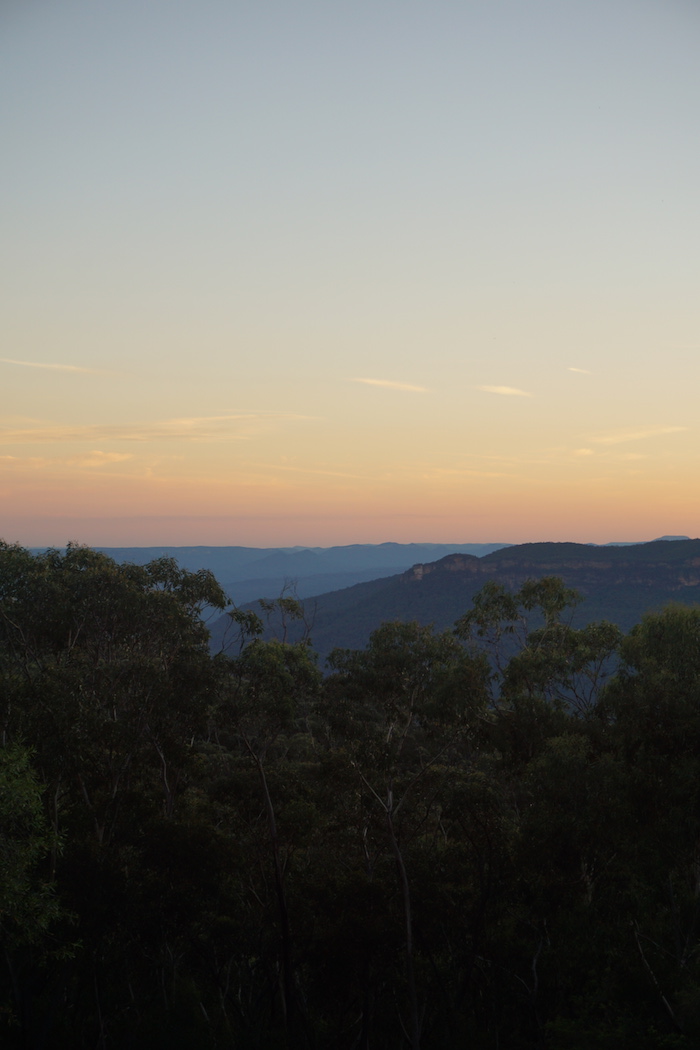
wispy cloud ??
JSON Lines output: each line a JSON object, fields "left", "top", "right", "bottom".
{"left": 0, "top": 357, "right": 108, "bottom": 375}
{"left": 430, "top": 467, "right": 514, "bottom": 478}
{"left": 476, "top": 385, "right": 532, "bottom": 397}
{"left": 0, "top": 454, "right": 49, "bottom": 469}
{"left": 590, "top": 425, "right": 688, "bottom": 445}
{"left": 1, "top": 451, "right": 137, "bottom": 472}
{"left": 349, "top": 378, "right": 429, "bottom": 393}
{"left": 573, "top": 448, "right": 594, "bottom": 456}
{"left": 0, "top": 413, "right": 315, "bottom": 445}
{"left": 170, "top": 414, "right": 263, "bottom": 425}
{"left": 568, "top": 367, "right": 591, "bottom": 374}
{"left": 73, "top": 451, "right": 134, "bottom": 468}
{"left": 255, "top": 463, "right": 371, "bottom": 480}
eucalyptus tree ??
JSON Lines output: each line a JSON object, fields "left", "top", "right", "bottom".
{"left": 593, "top": 605, "right": 700, "bottom": 1040}
{"left": 325, "top": 620, "right": 490, "bottom": 1049}
{"left": 0, "top": 542, "right": 228, "bottom": 1048}
{"left": 210, "top": 599, "right": 322, "bottom": 1047}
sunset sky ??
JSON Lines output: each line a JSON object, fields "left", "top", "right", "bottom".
{"left": 2, "top": 0, "right": 699, "bottom": 547}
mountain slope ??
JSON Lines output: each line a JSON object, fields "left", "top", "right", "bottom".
{"left": 85, "top": 542, "right": 511, "bottom": 604}
{"left": 209, "top": 538, "right": 700, "bottom": 663}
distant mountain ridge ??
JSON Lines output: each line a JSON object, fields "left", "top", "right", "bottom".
{"left": 27, "top": 537, "right": 687, "bottom": 606}
{"left": 43, "top": 541, "right": 512, "bottom": 605}
{"left": 209, "top": 537, "right": 700, "bottom": 663}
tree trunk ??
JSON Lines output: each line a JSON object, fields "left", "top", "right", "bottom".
{"left": 386, "top": 793, "right": 421, "bottom": 1050}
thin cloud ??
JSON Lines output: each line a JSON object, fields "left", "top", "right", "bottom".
{"left": 0, "top": 357, "right": 108, "bottom": 375}
{"left": 0, "top": 412, "right": 315, "bottom": 444}
{"left": 573, "top": 448, "right": 594, "bottom": 456}
{"left": 74, "top": 451, "right": 134, "bottom": 468}
{"left": 431, "top": 467, "right": 514, "bottom": 478}
{"left": 568, "top": 367, "right": 591, "bottom": 374}
{"left": 0, "top": 454, "right": 49, "bottom": 469}
{"left": 170, "top": 414, "right": 267, "bottom": 425}
{"left": 590, "top": 425, "right": 688, "bottom": 445}
{"left": 477, "top": 385, "right": 532, "bottom": 397}
{"left": 349, "top": 378, "right": 429, "bottom": 393}
{"left": 255, "top": 463, "right": 371, "bottom": 481}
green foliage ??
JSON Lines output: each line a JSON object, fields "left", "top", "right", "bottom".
{"left": 0, "top": 744, "right": 60, "bottom": 946}
{"left": 600, "top": 604, "right": 700, "bottom": 758}
{"left": 327, "top": 619, "right": 489, "bottom": 750}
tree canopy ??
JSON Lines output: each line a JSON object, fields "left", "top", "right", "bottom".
{"left": 2, "top": 544, "right": 700, "bottom": 1048}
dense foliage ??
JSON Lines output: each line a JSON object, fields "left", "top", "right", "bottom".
{"left": 2, "top": 542, "right": 700, "bottom": 1048}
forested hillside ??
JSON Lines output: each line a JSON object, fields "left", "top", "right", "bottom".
{"left": 3, "top": 542, "right": 700, "bottom": 1048}
{"left": 210, "top": 539, "right": 700, "bottom": 662}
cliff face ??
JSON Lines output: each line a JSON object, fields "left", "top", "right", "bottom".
{"left": 403, "top": 540, "right": 700, "bottom": 595}
{"left": 408, "top": 554, "right": 483, "bottom": 579}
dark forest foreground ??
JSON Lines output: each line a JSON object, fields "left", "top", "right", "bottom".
{"left": 2, "top": 542, "right": 700, "bottom": 1049}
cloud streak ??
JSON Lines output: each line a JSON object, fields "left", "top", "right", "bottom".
{"left": 477, "top": 385, "right": 532, "bottom": 397}
{"left": 568, "top": 367, "right": 591, "bottom": 374}
{"left": 430, "top": 467, "right": 514, "bottom": 478}
{"left": 590, "top": 425, "right": 688, "bottom": 445}
{"left": 255, "top": 463, "right": 371, "bottom": 480}
{"left": 0, "top": 357, "right": 108, "bottom": 375}
{"left": 0, "top": 413, "right": 315, "bottom": 445}
{"left": 349, "top": 378, "right": 429, "bottom": 393}
{"left": 74, "top": 451, "right": 134, "bottom": 468}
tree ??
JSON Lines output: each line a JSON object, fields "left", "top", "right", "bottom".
{"left": 592, "top": 605, "right": 700, "bottom": 1039}
{"left": 0, "top": 543, "right": 227, "bottom": 838}
{"left": 213, "top": 621, "right": 322, "bottom": 1048}
{"left": 326, "top": 621, "right": 490, "bottom": 1049}
{"left": 0, "top": 743, "right": 60, "bottom": 946}
{"left": 0, "top": 542, "right": 228, "bottom": 1048}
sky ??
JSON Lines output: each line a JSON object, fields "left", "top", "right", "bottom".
{"left": 2, "top": 0, "right": 700, "bottom": 548}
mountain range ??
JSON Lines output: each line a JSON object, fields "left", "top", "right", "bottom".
{"left": 208, "top": 537, "right": 700, "bottom": 664}
{"left": 83, "top": 541, "right": 511, "bottom": 604}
